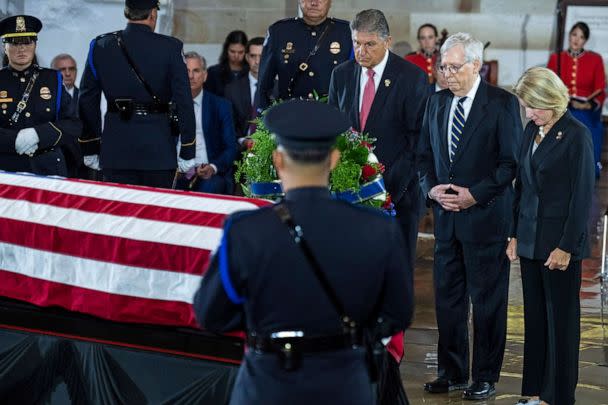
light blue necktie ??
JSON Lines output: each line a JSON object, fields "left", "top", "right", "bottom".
{"left": 449, "top": 96, "right": 467, "bottom": 163}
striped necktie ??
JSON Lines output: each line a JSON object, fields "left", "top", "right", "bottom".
{"left": 449, "top": 96, "right": 467, "bottom": 163}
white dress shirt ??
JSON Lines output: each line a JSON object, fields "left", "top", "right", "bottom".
{"left": 358, "top": 49, "right": 390, "bottom": 113}
{"left": 447, "top": 75, "right": 481, "bottom": 149}
{"left": 249, "top": 72, "right": 258, "bottom": 108}
{"left": 64, "top": 85, "right": 75, "bottom": 98}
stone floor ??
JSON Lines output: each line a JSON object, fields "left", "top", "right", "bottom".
{"left": 402, "top": 177, "right": 608, "bottom": 404}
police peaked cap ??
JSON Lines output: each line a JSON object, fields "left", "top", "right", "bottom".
{"left": 0, "top": 15, "right": 42, "bottom": 42}
{"left": 125, "top": 0, "right": 160, "bottom": 9}
{"left": 264, "top": 100, "right": 350, "bottom": 151}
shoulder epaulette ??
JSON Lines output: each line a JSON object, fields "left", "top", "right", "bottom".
{"left": 330, "top": 17, "right": 350, "bottom": 25}
{"left": 227, "top": 206, "right": 271, "bottom": 226}
{"left": 270, "top": 17, "right": 297, "bottom": 28}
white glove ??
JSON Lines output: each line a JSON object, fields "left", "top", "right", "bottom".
{"left": 84, "top": 155, "right": 101, "bottom": 171}
{"left": 22, "top": 144, "right": 38, "bottom": 157}
{"left": 15, "top": 128, "right": 39, "bottom": 155}
{"left": 177, "top": 157, "right": 196, "bottom": 173}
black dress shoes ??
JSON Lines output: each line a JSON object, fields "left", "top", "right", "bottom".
{"left": 462, "top": 381, "right": 496, "bottom": 400}
{"left": 423, "top": 377, "right": 468, "bottom": 393}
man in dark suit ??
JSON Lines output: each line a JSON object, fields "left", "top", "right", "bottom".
{"left": 175, "top": 52, "right": 237, "bottom": 194}
{"left": 79, "top": 0, "right": 196, "bottom": 189}
{"left": 328, "top": 9, "right": 427, "bottom": 404}
{"left": 51, "top": 53, "right": 79, "bottom": 115}
{"left": 194, "top": 99, "right": 412, "bottom": 405}
{"left": 224, "top": 37, "right": 264, "bottom": 148}
{"left": 417, "top": 32, "right": 522, "bottom": 400}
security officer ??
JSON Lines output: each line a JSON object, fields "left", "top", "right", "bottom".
{"left": 257, "top": 0, "right": 352, "bottom": 110}
{"left": 0, "top": 15, "right": 81, "bottom": 177}
{"left": 194, "top": 100, "right": 413, "bottom": 405}
{"left": 79, "top": 0, "right": 196, "bottom": 189}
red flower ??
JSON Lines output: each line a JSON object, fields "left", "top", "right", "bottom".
{"left": 361, "top": 141, "right": 373, "bottom": 151}
{"left": 382, "top": 194, "right": 393, "bottom": 209}
{"left": 361, "top": 164, "right": 377, "bottom": 181}
{"left": 377, "top": 163, "right": 385, "bottom": 173}
{"left": 244, "top": 139, "right": 255, "bottom": 150}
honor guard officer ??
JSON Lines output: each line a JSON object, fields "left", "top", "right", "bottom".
{"left": 0, "top": 15, "right": 82, "bottom": 177}
{"left": 194, "top": 100, "right": 413, "bottom": 405}
{"left": 257, "top": 0, "right": 352, "bottom": 110}
{"left": 79, "top": 0, "right": 196, "bottom": 189}
{"left": 405, "top": 23, "right": 439, "bottom": 84}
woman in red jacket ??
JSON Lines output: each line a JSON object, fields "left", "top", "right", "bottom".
{"left": 548, "top": 21, "right": 606, "bottom": 177}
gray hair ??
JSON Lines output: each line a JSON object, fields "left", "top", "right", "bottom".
{"left": 124, "top": 7, "right": 152, "bottom": 21}
{"left": 440, "top": 32, "right": 483, "bottom": 63}
{"left": 184, "top": 51, "right": 207, "bottom": 70}
{"left": 350, "top": 9, "right": 390, "bottom": 40}
{"left": 50, "top": 53, "right": 76, "bottom": 69}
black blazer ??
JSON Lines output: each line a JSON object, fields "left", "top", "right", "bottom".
{"left": 328, "top": 52, "right": 428, "bottom": 203}
{"left": 512, "top": 111, "right": 594, "bottom": 260}
{"left": 417, "top": 80, "right": 522, "bottom": 243}
{"left": 224, "top": 75, "right": 253, "bottom": 140}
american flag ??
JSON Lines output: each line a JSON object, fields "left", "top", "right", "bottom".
{"left": 0, "top": 172, "right": 269, "bottom": 328}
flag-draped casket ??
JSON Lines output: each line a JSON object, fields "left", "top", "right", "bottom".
{"left": 0, "top": 172, "right": 269, "bottom": 404}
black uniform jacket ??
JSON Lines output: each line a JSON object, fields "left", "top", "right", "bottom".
{"left": 512, "top": 111, "right": 595, "bottom": 260}
{"left": 258, "top": 17, "right": 352, "bottom": 109}
{"left": 79, "top": 23, "right": 195, "bottom": 171}
{"left": 0, "top": 64, "right": 81, "bottom": 176}
{"left": 193, "top": 187, "right": 412, "bottom": 404}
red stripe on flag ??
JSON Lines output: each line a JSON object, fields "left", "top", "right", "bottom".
{"left": 0, "top": 184, "right": 229, "bottom": 228}
{"left": 0, "top": 270, "right": 199, "bottom": 327}
{"left": 0, "top": 218, "right": 209, "bottom": 274}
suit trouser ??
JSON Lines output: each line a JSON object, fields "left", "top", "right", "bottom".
{"left": 103, "top": 169, "right": 176, "bottom": 189}
{"left": 520, "top": 258, "right": 581, "bottom": 405}
{"left": 395, "top": 184, "right": 421, "bottom": 275}
{"left": 433, "top": 238, "right": 510, "bottom": 382}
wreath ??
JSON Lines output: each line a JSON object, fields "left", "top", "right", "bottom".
{"left": 234, "top": 104, "right": 395, "bottom": 215}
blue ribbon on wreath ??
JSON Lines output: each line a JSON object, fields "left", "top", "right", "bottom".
{"left": 250, "top": 181, "right": 284, "bottom": 197}
{"left": 333, "top": 177, "right": 386, "bottom": 204}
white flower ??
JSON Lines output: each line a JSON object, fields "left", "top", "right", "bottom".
{"left": 367, "top": 152, "right": 379, "bottom": 164}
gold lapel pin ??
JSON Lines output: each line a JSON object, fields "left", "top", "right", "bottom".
{"left": 556, "top": 131, "right": 564, "bottom": 140}
{"left": 384, "top": 79, "right": 391, "bottom": 87}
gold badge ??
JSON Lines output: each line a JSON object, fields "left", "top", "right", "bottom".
{"left": 16, "top": 16, "right": 26, "bottom": 33}
{"left": 384, "top": 79, "right": 391, "bottom": 87}
{"left": 299, "top": 62, "right": 309, "bottom": 72}
{"left": 283, "top": 42, "right": 295, "bottom": 54}
{"left": 329, "top": 42, "right": 341, "bottom": 55}
{"left": 0, "top": 91, "right": 7, "bottom": 98}
{"left": 40, "top": 86, "right": 52, "bottom": 100}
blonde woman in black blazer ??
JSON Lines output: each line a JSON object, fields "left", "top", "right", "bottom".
{"left": 508, "top": 67, "right": 595, "bottom": 405}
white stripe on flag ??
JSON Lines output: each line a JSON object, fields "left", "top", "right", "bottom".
{"left": 0, "top": 242, "right": 202, "bottom": 303}
{"left": 0, "top": 197, "right": 223, "bottom": 250}
{"left": 0, "top": 172, "right": 260, "bottom": 214}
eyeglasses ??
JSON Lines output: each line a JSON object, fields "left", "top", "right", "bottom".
{"left": 438, "top": 63, "right": 468, "bottom": 75}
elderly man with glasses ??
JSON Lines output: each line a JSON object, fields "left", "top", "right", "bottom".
{"left": 416, "top": 32, "right": 522, "bottom": 400}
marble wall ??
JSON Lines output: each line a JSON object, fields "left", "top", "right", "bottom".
{"left": 173, "top": 0, "right": 566, "bottom": 86}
